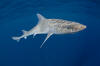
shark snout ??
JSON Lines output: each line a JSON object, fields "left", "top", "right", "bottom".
{"left": 79, "top": 24, "right": 86, "bottom": 30}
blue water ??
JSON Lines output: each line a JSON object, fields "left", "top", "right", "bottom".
{"left": 0, "top": 0, "right": 100, "bottom": 66}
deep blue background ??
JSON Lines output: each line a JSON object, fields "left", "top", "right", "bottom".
{"left": 0, "top": 0, "right": 100, "bottom": 66}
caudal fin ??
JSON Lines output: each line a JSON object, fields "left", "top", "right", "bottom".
{"left": 12, "top": 37, "right": 20, "bottom": 42}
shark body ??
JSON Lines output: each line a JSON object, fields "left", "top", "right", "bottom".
{"left": 12, "top": 13, "right": 86, "bottom": 48}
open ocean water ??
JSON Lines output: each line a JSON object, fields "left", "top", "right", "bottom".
{"left": 0, "top": 0, "right": 100, "bottom": 66}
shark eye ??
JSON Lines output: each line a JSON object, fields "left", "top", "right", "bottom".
{"left": 67, "top": 25, "right": 72, "bottom": 29}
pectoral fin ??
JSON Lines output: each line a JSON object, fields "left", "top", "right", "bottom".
{"left": 40, "top": 33, "right": 53, "bottom": 48}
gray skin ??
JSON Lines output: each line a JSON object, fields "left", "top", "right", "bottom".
{"left": 12, "top": 13, "right": 86, "bottom": 48}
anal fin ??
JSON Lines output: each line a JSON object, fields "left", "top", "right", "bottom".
{"left": 40, "top": 33, "right": 53, "bottom": 48}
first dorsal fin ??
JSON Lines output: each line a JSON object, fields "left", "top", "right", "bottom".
{"left": 37, "top": 13, "right": 46, "bottom": 21}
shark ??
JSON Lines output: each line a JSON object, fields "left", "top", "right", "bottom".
{"left": 12, "top": 13, "right": 86, "bottom": 48}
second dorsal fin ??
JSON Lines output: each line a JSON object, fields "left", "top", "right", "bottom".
{"left": 22, "top": 30, "right": 27, "bottom": 34}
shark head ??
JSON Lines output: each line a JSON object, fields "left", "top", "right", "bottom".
{"left": 68, "top": 22, "right": 86, "bottom": 32}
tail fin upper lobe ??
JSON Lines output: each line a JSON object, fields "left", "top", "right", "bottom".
{"left": 12, "top": 37, "right": 20, "bottom": 42}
